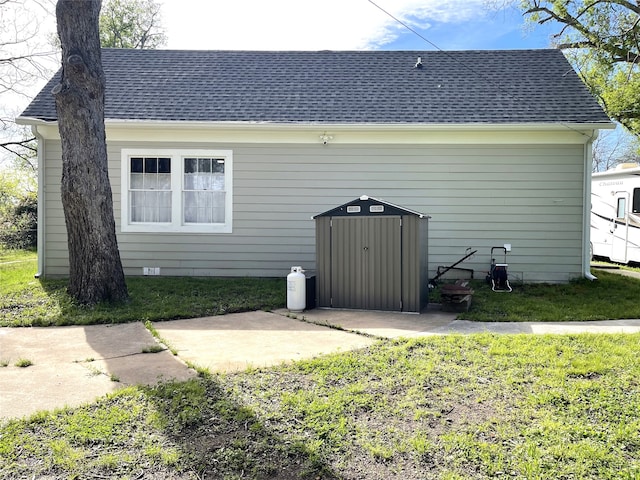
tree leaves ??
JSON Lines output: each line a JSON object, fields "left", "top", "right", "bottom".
{"left": 521, "top": 0, "right": 640, "bottom": 136}
{"left": 99, "top": 0, "right": 167, "bottom": 49}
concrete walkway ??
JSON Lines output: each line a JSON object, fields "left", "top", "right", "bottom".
{"left": 288, "top": 307, "right": 640, "bottom": 336}
{"left": 2, "top": 307, "right": 640, "bottom": 421}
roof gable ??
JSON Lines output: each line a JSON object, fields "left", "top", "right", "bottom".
{"left": 314, "top": 195, "right": 429, "bottom": 218}
{"left": 20, "top": 49, "right": 610, "bottom": 125}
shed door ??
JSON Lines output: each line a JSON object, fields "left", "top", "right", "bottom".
{"left": 330, "top": 216, "right": 402, "bottom": 311}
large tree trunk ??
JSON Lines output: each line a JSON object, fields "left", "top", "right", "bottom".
{"left": 54, "top": 0, "right": 128, "bottom": 305}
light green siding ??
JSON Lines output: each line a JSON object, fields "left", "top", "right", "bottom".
{"left": 42, "top": 141, "right": 586, "bottom": 282}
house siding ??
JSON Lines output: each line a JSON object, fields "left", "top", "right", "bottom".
{"left": 41, "top": 139, "right": 586, "bottom": 283}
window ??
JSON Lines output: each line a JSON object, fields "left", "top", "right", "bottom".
{"left": 183, "top": 157, "right": 226, "bottom": 224}
{"left": 121, "top": 149, "right": 232, "bottom": 233}
{"left": 617, "top": 197, "right": 626, "bottom": 219}
{"left": 130, "top": 157, "right": 172, "bottom": 223}
{"left": 633, "top": 188, "right": 640, "bottom": 214}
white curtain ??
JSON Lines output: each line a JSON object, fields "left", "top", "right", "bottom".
{"left": 183, "top": 172, "right": 225, "bottom": 224}
{"left": 130, "top": 191, "right": 172, "bottom": 223}
{"left": 130, "top": 172, "right": 172, "bottom": 223}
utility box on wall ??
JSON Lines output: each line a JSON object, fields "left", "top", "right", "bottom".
{"left": 314, "top": 196, "right": 430, "bottom": 313}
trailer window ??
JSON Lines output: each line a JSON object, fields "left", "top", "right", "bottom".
{"left": 633, "top": 188, "right": 640, "bottom": 214}
{"left": 617, "top": 197, "right": 626, "bottom": 218}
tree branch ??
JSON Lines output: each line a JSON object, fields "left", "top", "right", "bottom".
{"left": 557, "top": 40, "right": 640, "bottom": 63}
{"left": 0, "top": 137, "right": 37, "bottom": 163}
{"left": 527, "top": 0, "right": 640, "bottom": 64}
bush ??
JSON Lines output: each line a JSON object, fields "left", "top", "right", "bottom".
{"left": 0, "top": 194, "right": 37, "bottom": 249}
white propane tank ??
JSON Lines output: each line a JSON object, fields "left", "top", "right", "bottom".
{"left": 287, "top": 266, "right": 306, "bottom": 312}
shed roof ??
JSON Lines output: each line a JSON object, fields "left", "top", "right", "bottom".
{"left": 19, "top": 48, "right": 610, "bottom": 125}
{"left": 314, "top": 195, "right": 429, "bottom": 219}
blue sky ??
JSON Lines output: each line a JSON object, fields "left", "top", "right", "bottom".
{"left": 384, "top": 8, "right": 558, "bottom": 51}
{"left": 162, "top": 0, "right": 559, "bottom": 52}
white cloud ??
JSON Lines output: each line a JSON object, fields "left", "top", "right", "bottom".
{"left": 161, "top": 0, "right": 489, "bottom": 51}
{"left": 398, "top": 0, "right": 487, "bottom": 25}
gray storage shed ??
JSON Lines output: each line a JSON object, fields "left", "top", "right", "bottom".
{"left": 314, "top": 195, "right": 430, "bottom": 313}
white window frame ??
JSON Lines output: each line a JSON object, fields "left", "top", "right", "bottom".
{"left": 121, "top": 148, "right": 233, "bottom": 233}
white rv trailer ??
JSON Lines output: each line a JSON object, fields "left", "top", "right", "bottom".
{"left": 591, "top": 163, "right": 640, "bottom": 264}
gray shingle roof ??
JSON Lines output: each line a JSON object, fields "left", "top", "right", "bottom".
{"left": 19, "top": 49, "right": 611, "bottom": 125}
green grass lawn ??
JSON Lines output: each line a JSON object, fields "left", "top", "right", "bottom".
{"left": 3, "top": 249, "right": 640, "bottom": 326}
{"left": 0, "top": 249, "right": 286, "bottom": 326}
{"left": 453, "top": 269, "right": 640, "bottom": 321}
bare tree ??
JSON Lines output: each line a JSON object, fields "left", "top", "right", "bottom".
{"left": 2, "top": 0, "right": 166, "bottom": 166}
{"left": 592, "top": 128, "right": 640, "bottom": 172}
{"left": 0, "top": 0, "right": 55, "bottom": 96}
{"left": 54, "top": 0, "right": 128, "bottom": 304}
{"left": 0, "top": 0, "right": 57, "bottom": 164}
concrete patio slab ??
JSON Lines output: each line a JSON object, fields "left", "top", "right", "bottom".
{"left": 0, "top": 322, "right": 196, "bottom": 420}
{"left": 279, "top": 305, "right": 457, "bottom": 338}
{"left": 152, "top": 310, "right": 376, "bottom": 372}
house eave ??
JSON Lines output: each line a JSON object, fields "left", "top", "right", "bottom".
{"left": 106, "top": 119, "right": 616, "bottom": 132}
{"left": 18, "top": 117, "right": 613, "bottom": 145}
{"left": 16, "top": 116, "right": 614, "bottom": 132}
{"left": 14, "top": 116, "right": 55, "bottom": 126}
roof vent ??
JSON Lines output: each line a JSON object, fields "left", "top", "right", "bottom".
{"left": 414, "top": 57, "right": 423, "bottom": 68}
